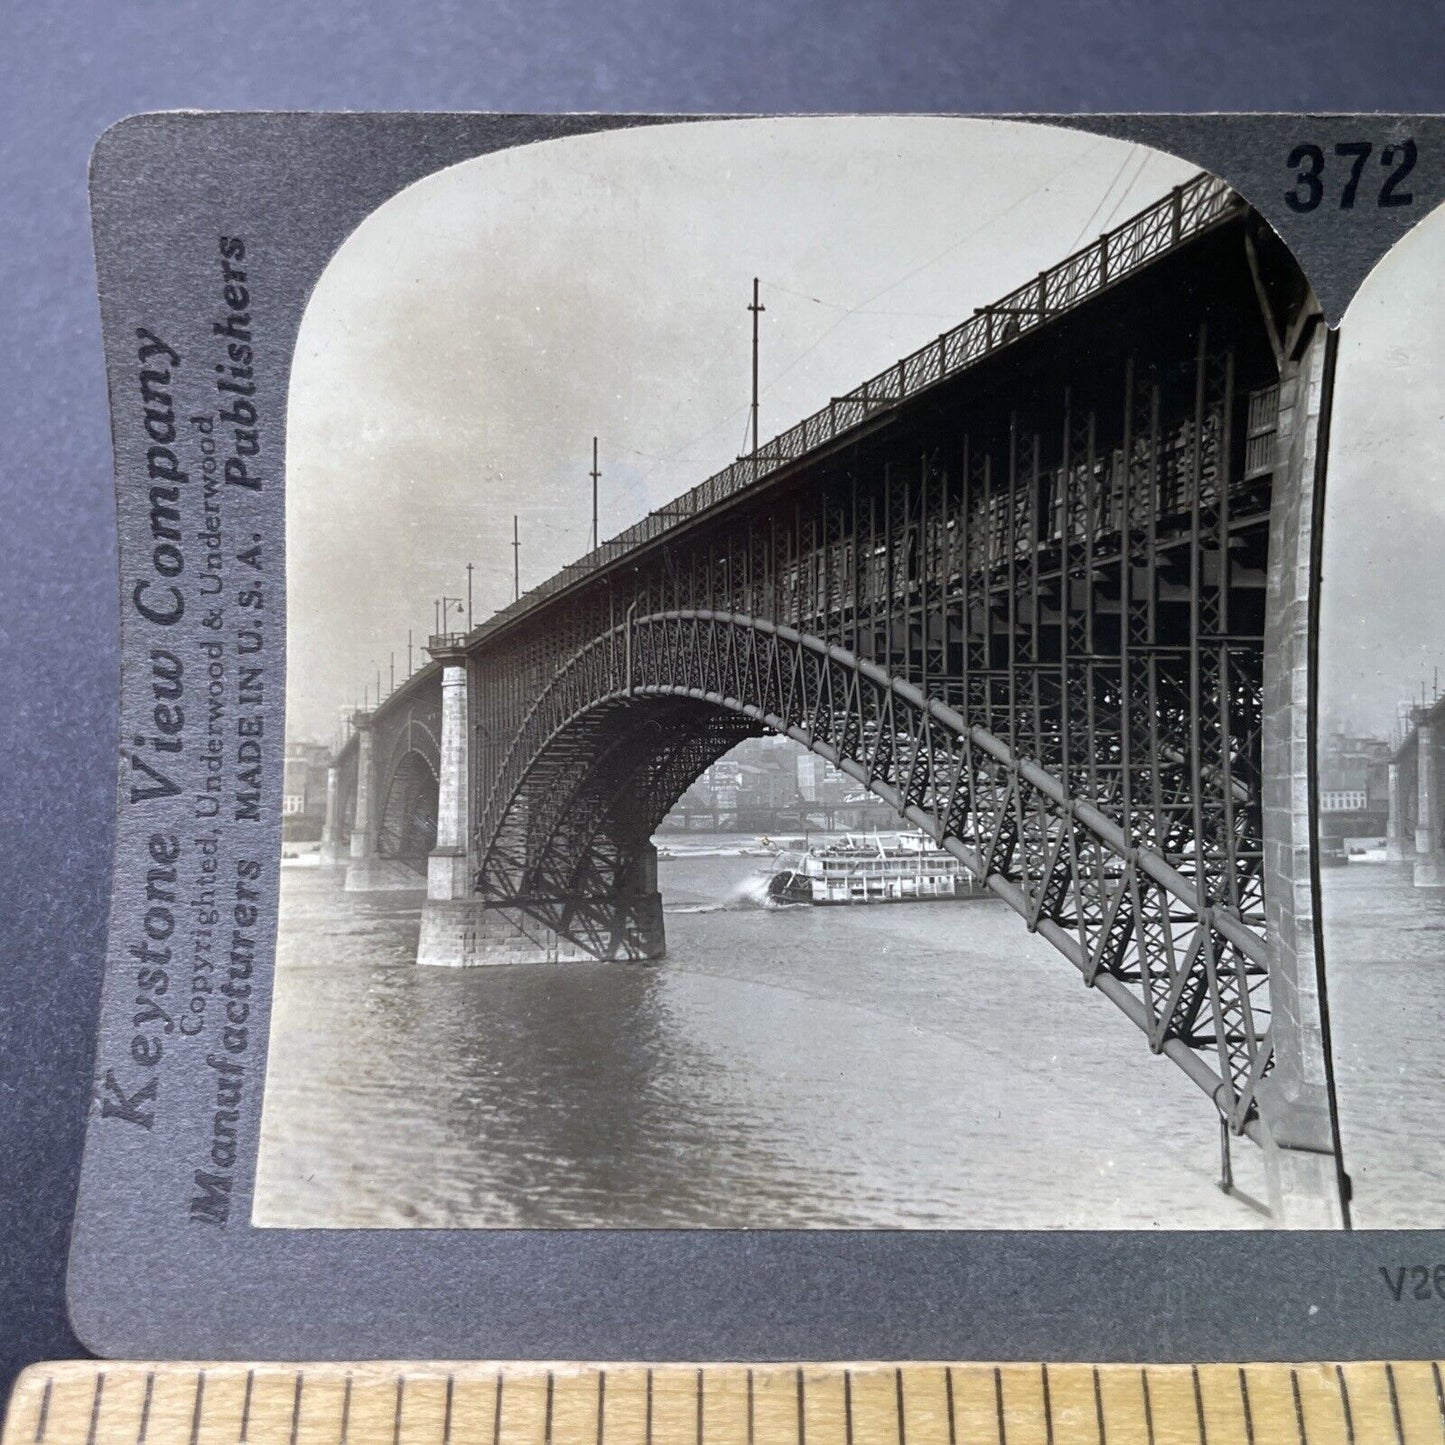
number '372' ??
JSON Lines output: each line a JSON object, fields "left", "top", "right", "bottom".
{"left": 1286, "top": 139, "right": 1417, "bottom": 213}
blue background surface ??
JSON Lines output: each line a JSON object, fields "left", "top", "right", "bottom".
{"left": 1, "top": 0, "right": 1441, "bottom": 1400}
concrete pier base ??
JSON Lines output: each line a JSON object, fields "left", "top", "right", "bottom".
{"left": 1254, "top": 1078, "right": 1348, "bottom": 1228}
{"left": 417, "top": 893, "right": 666, "bottom": 966}
{"left": 319, "top": 763, "right": 344, "bottom": 868}
{"left": 1386, "top": 763, "right": 1409, "bottom": 864}
{"left": 1414, "top": 853, "right": 1445, "bottom": 888}
{"left": 427, "top": 847, "right": 469, "bottom": 900}
{"left": 344, "top": 857, "right": 425, "bottom": 892}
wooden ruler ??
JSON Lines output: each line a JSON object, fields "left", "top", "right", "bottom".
{"left": 6, "top": 1362, "right": 1445, "bottom": 1445}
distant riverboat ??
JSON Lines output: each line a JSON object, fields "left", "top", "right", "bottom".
{"left": 765, "top": 831, "right": 988, "bottom": 905}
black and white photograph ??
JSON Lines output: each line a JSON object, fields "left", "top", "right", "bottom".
{"left": 245, "top": 115, "right": 1418, "bottom": 1234}
{"left": 1315, "top": 191, "right": 1445, "bottom": 1231}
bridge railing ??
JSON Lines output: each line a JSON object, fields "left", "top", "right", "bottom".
{"left": 471, "top": 171, "right": 1242, "bottom": 643}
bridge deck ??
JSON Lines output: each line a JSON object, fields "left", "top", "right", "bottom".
{"left": 444, "top": 171, "right": 1242, "bottom": 652}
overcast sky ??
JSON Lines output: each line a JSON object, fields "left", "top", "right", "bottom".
{"left": 1321, "top": 204, "right": 1445, "bottom": 741}
{"left": 284, "top": 115, "right": 1441, "bottom": 749}
{"left": 286, "top": 117, "right": 1197, "bottom": 742}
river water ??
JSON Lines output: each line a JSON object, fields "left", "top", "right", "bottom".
{"left": 254, "top": 837, "right": 1309, "bottom": 1230}
{"left": 1320, "top": 863, "right": 1445, "bottom": 1229}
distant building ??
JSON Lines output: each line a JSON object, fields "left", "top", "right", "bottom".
{"left": 282, "top": 739, "right": 333, "bottom": 839}
{"left": 796, "top": 752, "right": 822, "bottom": 801}
{"left": 661, "top": 734, "right": 890, "bottom": 831}
{"left": 282, "top": 756, "right": 308, "bottom": 817}
{"left": 1318, "top": 730, "right": 1392, "bottom": 836}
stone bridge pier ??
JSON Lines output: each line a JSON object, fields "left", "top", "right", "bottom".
{"left": 1412, "top": 720, "right": 1445, "bottom": 887}
{"left": 1254, "top": 315, "right": 1348, "bottom": 1228}
{"left": 319, "top": 762, "right": 344, "bottom": 866}
{"left": 1385, "top": 706, "right": 1445, "bottom": 887}
{"left": 1386, "top": 762, "right": 1411, "bottom": 864}
{"left": 415, "top": 639, "right": 660, "bottom": 966}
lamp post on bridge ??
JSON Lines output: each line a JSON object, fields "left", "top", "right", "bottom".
{"left": 466, "top": 563, "right": 474, "bottom": 632}
{"left": 748, "top": 276, "right": 764, "bottom": 458}
{"left": 589, "top": 437, "right": 600, "bottom": 552}
{"left": 435, "top": 596, "right": 464, "bottom": 640}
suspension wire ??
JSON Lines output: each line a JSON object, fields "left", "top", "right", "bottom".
{"left": 1064, "top": 144, "right": 1140, "bottom": 253}
{"left": 754, "top": 143, "right": 1111, "bottom": 404}
{"left": 1097, "top": 148, "right": 1154, "bottom": 234}
{"left": 759, "top": 279, "right": 975, "bottom": 321}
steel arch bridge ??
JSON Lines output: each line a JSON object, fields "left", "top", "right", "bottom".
{"left": 322, "top": 173, "right": 1345, "bottom": 1220}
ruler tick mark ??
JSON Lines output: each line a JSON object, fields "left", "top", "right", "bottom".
{"left": 896, "top": 1368, "right": 907, "bottom": 1445}
{"left": 188, "top": 1373, "right": 206, "bottom": 1445}
{"left": 340, "top": 1375, "right": 352, "bottom": 1445}
{"left": 442, "top": 1376, "right": 454, "bottom": 1445}
{"left": 944, "top": 1368, "right": 956, "bottom": 1445}
{"left": 1238, "top": 1369, "right": 1255, "bottom": 1445}
{"left": 1385, "top": 1364, "right": 1405, "bottom": 1445}
{"left": 137, "top": 1373, "right": 155, "bottom": 1445}
{"left": 994, "top": 1367, "right": 1006, "bottom": 1445}
{"left": 290, "top": 1373, "right": 304, "bottom": 1445}
{"left": 1092, "top": 1367, "right": 1105, "bottom": 1445}
{"left": 85, "top": 1375, "right": 105, "bottom": 1445}
{"left": 34, "top": 1377, "right": 52, "bottom": 1445}
{"left": 1140, "top": 1370, "right": 1156, "bottom": 1445}
{"left": 597, "top": 1370, "right": 607, "bottom": 1445}
{"left": 1041, "top": 1365, "right": 1053, "bottom": 1445}
{"left": 843, "top": 1371, "right": 854, "bottom": 1445}
{"left": 745, "top": 1370, "right": 754, "bottom": 1445}
{"left": 695, "top": 1368, "right": 703, "bottom": 1445}
{"left": 1431, "top": 1362, "right": 1445, "bottom": 1442}
{"left": 493, "top": 1371, "right": 504, "bottom": 1445}
{"left": 1336, "top": 1367, "right": 1356, "bottom": 1445}
{"left": 393, "top": 1375, "right": 406, "bottom": 1445}
{"left": 545, "top": 1373, "right": 555, "bottom": 1445}
{"left": 647, "top": 1370, "right": 655, "bottom": 1445}
{"left": 796, "top": 1369, "right": 805, "bottom": 1445}
{"left": 240, "top": 1371, "right": 255, "bottom": 1445}
{"left": 1191, "top": 1365, "right": 1206, "bottom": 1445}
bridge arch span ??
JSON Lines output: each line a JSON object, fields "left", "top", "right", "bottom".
{"left": 376, "top": 745, "right": 440, "bottom": 866}
{"left": 477, "top": 608, "right": 1271, "bottom": 1137}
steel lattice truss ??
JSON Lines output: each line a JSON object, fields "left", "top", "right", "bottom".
{"left": 469, "top": 278, "right": 1285, "bottom": 1134}
{"left": 478, "top": 597, "right": 1271, "bottom": 1130}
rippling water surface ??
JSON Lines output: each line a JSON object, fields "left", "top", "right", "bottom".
{"left": 257, "top": 840, "right": 1296, "bottom": 1229}
{"left": 1321, "top": 865, "right": 1445, "bottom": 1228}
